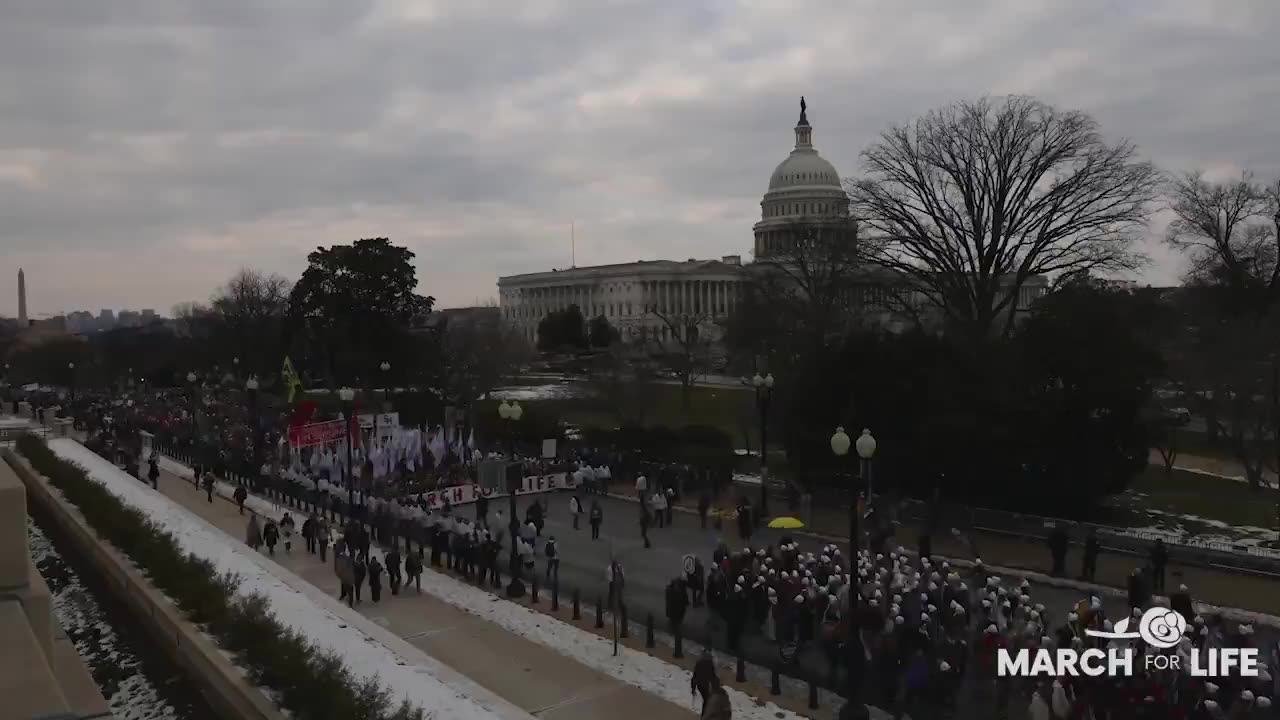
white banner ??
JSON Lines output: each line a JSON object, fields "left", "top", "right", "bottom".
{"left": 418, "top": 472, "right": 575, "bottom": 510}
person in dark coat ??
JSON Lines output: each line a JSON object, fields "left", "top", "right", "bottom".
{"left": 147, "top": 455, "right": 160, "bottom": 489}
{"left": 262, "top": 520, "right": 279, "bottom": 555}
{"left": 302, "top": 514, "right": 317, "bottom": 554}
{"left": 589, "top": 501, "right": 603, "bottom": 540}
{"left": 233, "top": 485, "right": 248, "bottom": 514}
{"left": 1150, "top": 539, "right": 1169, "bottom": 594}
{"left": 1170, "top": 582, "right": 1194, "bottom": 621}
{"left": 665, "top": 577, "right": 689, "bottom": 635}
{"left": 691, "top": 648, "right": 719, "bottom": 714}
{"left": 405, "top": 549, "right": 423, "bottom": 592}
{"left": 367, "top": 555, "right": 384, "bottom": 602}
{"left": 202, "top": 470, "right": 216, "bottom": 503}
{"left": 1127, "top": 568, "right": 1147, "bottom": 611}
{"left": 476, "top": 494, "right": 489, "bottom": 525}
{"left": 386, "top": 547, "right": 402, "bottom": 595}
{"left": 639, "top": 506, "right": 652, "bottom": 549}
{"left": 1081, "top": 528, "right": 1100, "bottom": 581}
{"left": 352, "top": 553, "right": 367, "bottom": 603}
{"left": 1047, "top": 524, "right": 1069, "bottom": 576}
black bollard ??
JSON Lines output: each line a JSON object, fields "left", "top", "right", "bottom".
{"left": 736, "top": 653, "right": 746, "bottom": 683}
{"left": 551, "top": 581, "right": 559, "bottom": 611}
{"left": 808, "top": 678, "right": 819, "bottom": 710}
{"left": 645, "top": 613, "right": 655, "bottom": 649}
{"left": 770, "top": 667, "right": 781, "bottom": 696}
{"left": 531, "top": 577, "right": 539, "bottom": 604}
{"left": 573, "top": 589, "right": 581, "bottom": 620}
{"left": 620, "top": 604, "right": 629, "bottom": 638}
{"left": 673, "top": 627, "right": 683, "bottom": 658}
{"left": 595, "top": 597, "right": 604, "bottom": 628}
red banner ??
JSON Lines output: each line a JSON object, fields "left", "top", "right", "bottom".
{"left": 287, "top": 419, "right": 347, "bottom": 448}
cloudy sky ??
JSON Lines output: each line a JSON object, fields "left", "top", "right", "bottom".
{"left": 2, "top": 0, "right": 1278, "bottom": 318}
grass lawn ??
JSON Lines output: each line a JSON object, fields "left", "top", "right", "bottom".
{"left": 1101, "top": 464, "right": 1280, "bottom": 543}
{"left": 532, "top": 381, "right": 759, "bottom": 447}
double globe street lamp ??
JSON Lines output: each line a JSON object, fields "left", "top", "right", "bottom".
{"left": 752, "top": 372, "right": 775, "bottom": 521}
{"left": 498, "top": 400, "right": 524, "bottom": 596}
{"left": 245, "top": 376, "right": 261, "bottom": 488}
{"left": 831, "top": 426, "right": 875, "bottom": 720}
{"left": 338, "top": 387, "right": 356, "bottom": 513}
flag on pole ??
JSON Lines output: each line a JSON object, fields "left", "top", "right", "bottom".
{"left": 281, "top": 356, "right": 305, "bottom": 403}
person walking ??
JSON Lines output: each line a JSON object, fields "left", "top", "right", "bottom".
{"left": 386, "top": 546, "right": 402, "bottom": 596}
{"left": 233, "top": 484, "right": 248, "bottom": 514}
{"left": 303, "top": 513, "right": 317, "bottom": 554}
{"left": 1047, "top": 524, "right": 1069, "bottom": 577}
{"left": 147, "top": 454, "right": 160, "bottom": 489}
{"left": 570, "top": 493, "right": 583, "bottom": 530}
{"left": 245, "top": 515, "right": 263, "bottom": 551}
{"left": 367, "top": 554, "right": 384, "bottom": 603}
{"left": 544, "top": 535, "right": 560, "bottom": 584}
{"left": 635, "top": 472, "right": 648, "bottom": 507}
{"left": 651, "top": 490, "right": 667, "bottom": 529}
{"left": 1081, "top": 528, "right": 1100, "bottom": 582}
{"left": 405, "top": 549, "right": 423, "bottom": 593}
{"left": 701, "top": 680, "right": 731, "bottom": 720}
{"left": 607, "top": 559, "right": 626, "bottom": 613}
{"left": 698, "top": 492, "right": 711, "bottom": 530}
{"left": 691, "top": 649, "right": 719, "bottom": 715}
{"left": 316, "top": 516, "right": 330, "bottom": 562}
{"left": 664, "top": 486, "right": 675, "bottom": 526}
{"left": 639, "top": 505, "right": 652, "bottom": 549}
{"left": 476, "top": 493, "right": 489, "bottom": 526}
{"left": 589, "top": 500, "right": 603, "bottom": 540}
{"left": 352, "top": 552, "right": 367, "bottom": 604}
{"left": 280, "top": 512, "right": 295, "bottom": 553}
{"left": 202, "top": 470, "right": 215, "bottom": 503}
{"left": 1150, "top": 539, "right": 1169, "bottom": 594}
{"left": 263, "top": 519, "right": 279, "bottom": 556}
{"left": 336, "top": 551, "right": 355, "bottom": 607}
{"left": 666, "top": 576, "right": 688, "bottom": 636}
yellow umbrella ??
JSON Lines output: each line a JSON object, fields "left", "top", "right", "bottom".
{"left": 767, "top": 516, "right": 805, "bottom": 530}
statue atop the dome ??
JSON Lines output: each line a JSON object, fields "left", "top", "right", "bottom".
{"left": 799, "top": 96, "right": 808, "bottom": 125}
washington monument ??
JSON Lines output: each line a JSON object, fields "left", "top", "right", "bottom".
{"left": 17, "top": 268, "right": 27, "bottom": 325}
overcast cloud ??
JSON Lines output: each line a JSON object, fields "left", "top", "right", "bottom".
{"left": 2, "top": 0, "right": 1278, "bottom": 316}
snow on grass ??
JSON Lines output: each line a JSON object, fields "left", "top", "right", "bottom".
{"left": 47, "top": 439, "right": 527, "bottom": 720}
{"left": 159, "top": 455, "right": 829, "bottom": 720}
{"left": 486, "top": 383, "right": 589, "bottom": 402}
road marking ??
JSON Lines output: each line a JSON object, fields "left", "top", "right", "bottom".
{"left": 527, "top": 680, "right": 625, "bottom": 715}
{"left": 403, "top": 626, "right": 458, "bottom": 640}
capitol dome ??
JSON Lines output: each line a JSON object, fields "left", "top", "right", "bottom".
{"left": 753, "top": 98, "right": 853, "bottom": 260}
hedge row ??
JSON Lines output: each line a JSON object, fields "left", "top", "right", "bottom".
{"left": 15, "top": 434, "right": 425, "bottom": 720}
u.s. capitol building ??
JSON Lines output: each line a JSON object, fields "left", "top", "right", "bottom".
{"left": 497, "top": 100, "right": 1046, "bottom": 347}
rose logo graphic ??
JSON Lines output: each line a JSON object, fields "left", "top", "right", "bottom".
{"left": 1139, "top": 608, "right": 1186, "bottom": 649}
{"left": 1086, "top": 607, "right": 1187, "bottom": 649}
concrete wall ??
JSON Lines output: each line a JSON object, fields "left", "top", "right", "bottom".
{"left": 0, "top": 453, "right": 110, "bottom": 720}
{"left": 4, "top": 449, "right": 285, "bottom": 720}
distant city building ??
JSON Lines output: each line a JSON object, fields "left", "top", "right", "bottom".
{"left": 97, "top": 309, "right": 114, "bottom": 326}
{"left": 141, "top": 309, "right": 157, "bottom": 322}
{"left": 117, "top": 310, "right": 141, "bottom": 328}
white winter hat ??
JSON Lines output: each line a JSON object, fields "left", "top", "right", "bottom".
{"left": 1205, "top": 683, "right": 1218, "bottom": 695}
{"left": 939, "top": 661, "right": 951, "bottom": 672}
{"left": 985, "top": 624, "right": 998, "bottom": 634}
{"left": 733, "top": 584, "right": 742, "bottom": 592}
{"left": 1241, "top": 690, "right": 1255, "bottom": 702}
{"left": 1257, "top": 697, "right": 1272, "bottom": 709}
{"left": 1240, "top": 624, "right": 1255, "bottom": 635}
{"left": 895, "top": 615, "right": 904, "bottom": 625}
{"left": 795, "top": 595, "right": 804, "bottom": 604}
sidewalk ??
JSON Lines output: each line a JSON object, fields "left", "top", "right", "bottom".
{"left": 148, "top": 465, "right": 692, "bottom": 720}
{"left": 630, "top": 490, "right": 1280, "bottom": 618}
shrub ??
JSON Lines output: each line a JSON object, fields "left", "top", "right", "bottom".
{"left": 14, "top": 434, "right": 424, "bottom": 720}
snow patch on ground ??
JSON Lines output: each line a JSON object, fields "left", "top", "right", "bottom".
{"left": 48, "top": 439, "right": 525, "bottom": 720}
{"left": 159, "top": 455, "right": 834, "bottom": 720}
{"left": 487, "top": 383, "right": 589, "bottom": 402}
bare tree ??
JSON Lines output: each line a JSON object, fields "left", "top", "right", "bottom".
{"left": 643, "top": 309, "right": 715, "bottom": 409}
{"left": 750, "top": 219, "right": 867, "bottom": 345}
{"left": 209, "top": 268, "right": 291, "bottom": 378}
{"left": 442, "top": 309, "right": 529, "bottom": 406}
{"left": 589, "top": 343, "right": 659, "bottom": 426}
{"left": 1165, "top": 174, "right": 1280, "bottom": 489}
{"left": 1166, "top": 172, "right": 1280, "bottom": 313}
{"left": 849, "top": 96, "right": 1161, "bottom": 341}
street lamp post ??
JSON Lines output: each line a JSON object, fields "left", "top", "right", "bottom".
{"left": 379, "top": 361, "right": 391, "bottom": 408}
{"left": 246, "top": 377, "right": 261, "bottom": 489}
{"left": 752, "top": 372, "right": 775, "bottom": 521}
{"left": 67, "top": 362, "right": 76, "bottom": 403}
{"left": 499, "top": 400, "right": 524, "bottom": 595}
{"left": 831, "top": 426, "right": 867, "bottom": 719}
{"left": 338, "top": 387, "right": 356, "bottom": 514}
{"left": 855, "top": 428, "right": 877, "bottom": 504}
